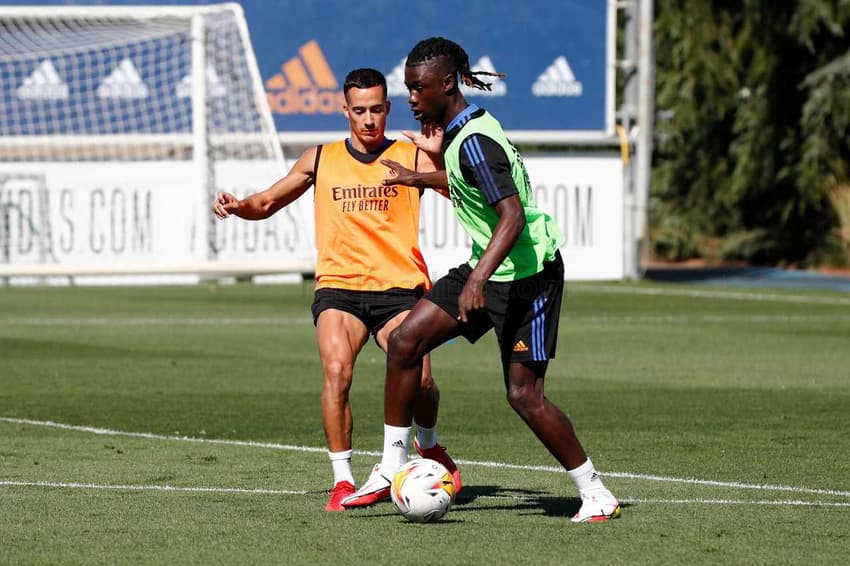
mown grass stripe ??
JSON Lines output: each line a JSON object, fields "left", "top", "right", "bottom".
{"left": 4, "top": 417, "right": 848, "bottom": 499}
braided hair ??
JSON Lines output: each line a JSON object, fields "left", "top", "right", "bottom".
{"left": 405, "top": 37, "right": 505, "bottom": 92}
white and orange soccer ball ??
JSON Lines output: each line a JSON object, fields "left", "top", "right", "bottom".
{"left": 390, "top": 458, "right": 456, "bottom": 523}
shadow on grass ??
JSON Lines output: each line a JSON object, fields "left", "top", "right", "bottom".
{"left": 453, "top": 485, "right": 633, "bottom": 518}
{"left": 342, "top": 485, "right": 633, "bottom": 521}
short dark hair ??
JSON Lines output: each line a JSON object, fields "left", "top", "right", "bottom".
{"left": 405, "top": 37, "right": 504, "bottom": 91}
{"left": 343, "top": 68, "right": 387, "bottom": 98}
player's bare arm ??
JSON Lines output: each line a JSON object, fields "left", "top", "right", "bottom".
{"left": 380, "top": 158, "right": 448, "bottom": 193}
{"left": 381, "top": 135, "right": 449, "bottom": 198}
{"left": 457, "top": 196, "right": 526, "bottom": 322}
{"left": 213, "top": 146, "right": 317, "bottom": 220}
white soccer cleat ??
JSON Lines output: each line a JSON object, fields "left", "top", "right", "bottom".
{"left": 571, "top": 489, "right": 621, "bottom": 523}
{"left": 340, "top": 463, "right": 392, "bottom": 508}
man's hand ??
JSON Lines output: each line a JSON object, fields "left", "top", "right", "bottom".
{"left": 381, "top": 159, "right": 418, "bottom": 186}
{"left": 213, "top": 191, "right": 239, "bottom": 219}
{"left": 401, "top": 123, "right": 444, "bottom": 155}
{"left": 382, "top": 159, "right": 449, "bottom": 189}
{"left": 458, "top": 273, "right": 487, "bottom": 323}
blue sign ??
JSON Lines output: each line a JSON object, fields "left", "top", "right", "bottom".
{"left": 2, "top": 1, "right": 613, "bottom": 136}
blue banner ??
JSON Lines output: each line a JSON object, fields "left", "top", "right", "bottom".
{"left": 2, "top": 1, "right": 612, "bottom": 135}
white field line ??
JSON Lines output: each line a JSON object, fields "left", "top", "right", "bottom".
{"left": 603, "top": 471, "right": 850, "bottom": 498}
{"left": 4, "top": 417, "right": 850, "bottom": 499}
{"left": 0, "top": 480, "right": 305, "bottom": 495}
{"left": 0, "top": 417, "right": 328, "bottom": 454}
{"left": 571, "top": 284, "right": 850, "bottom": 307}
{"left": 460, "top": 460, "right": 850, "bottom": 498}
{"left": 2, "top": 480, "right": 848, "bottom": 509}
{"left": 623, "top": 498, "right": 850, "bottom": 508}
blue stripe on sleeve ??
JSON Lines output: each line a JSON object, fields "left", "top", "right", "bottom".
{"left": 461, "top": 136, "right": 502, "bottom": 204}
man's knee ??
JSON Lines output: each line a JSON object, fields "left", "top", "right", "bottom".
{"left": 506, "top": 382, "right": 541, "bottom": 413}
{"left": 322, "top": 359, "right": 354, "bottom": 391}
{"left": 388, "top": 325, "right": 419, "bottom": 364}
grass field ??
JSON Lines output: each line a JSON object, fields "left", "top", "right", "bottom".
{"left": 1, "top": 281, "right": 849, "bottom": 564}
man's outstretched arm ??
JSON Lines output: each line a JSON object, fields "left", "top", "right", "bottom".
{"left": 214, "top": 146, "right": 317, "bottom": 220}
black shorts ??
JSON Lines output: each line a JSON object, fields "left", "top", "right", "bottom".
{"left": 425, "top": 252, "right": 564, "bottom": 363}
{"left": 311, "top": 287, "right": 425, "bottom": 337}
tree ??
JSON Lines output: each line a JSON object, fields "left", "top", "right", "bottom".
{"left": 651, "top": 0, "right": 850, "bottom": 266}
{"left": 794, "top": 0, "right": 850, "bottom": 264}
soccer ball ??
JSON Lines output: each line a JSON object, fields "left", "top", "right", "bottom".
{"left": 390, "top": 458, "right": 455, "bottom": 523}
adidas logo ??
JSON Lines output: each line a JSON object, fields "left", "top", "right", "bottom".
{"left": 265, "top": 40, "right": 344, "bottom": 115}
{"left": 513, "top": 340, "right": 529, "bottom": 353}
{"left": 176, "top": 64, "right": 227, "bottom": 99}
{"left": 391, "top": 440, "right": 405, "bottom": 448}
{"left": 385, "top": 57, "right": 408, "bottom": 98}
{"left": 17, "top": 60, "right": 69, "bottom": 100}
{"left": 460, "top": 56, "right": 506, "bottom": 97}
{"left": 97, "top": 58, "right": 149, "bottom": 99}
{"left": 532, "top": 56, "right": 583, "bottom": 97}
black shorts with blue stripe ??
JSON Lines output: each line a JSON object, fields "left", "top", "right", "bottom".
{"left": 426, "top": 251, "right": 564, "bottom": 363}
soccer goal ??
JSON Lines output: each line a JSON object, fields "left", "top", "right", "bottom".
{"left": 0, "top": 3, "right": 313, "bottom": 283}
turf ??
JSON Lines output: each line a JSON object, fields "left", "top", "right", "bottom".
{"left": 1, "top": 281, "right": 848, "bottom": 564}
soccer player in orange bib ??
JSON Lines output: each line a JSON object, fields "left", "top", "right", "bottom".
{"left": 213, "top": 68, "right": 460, "bottom": 511}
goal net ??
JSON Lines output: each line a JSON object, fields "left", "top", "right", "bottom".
{"left": 0, "top": 3, "right": 313, "bottom": 283}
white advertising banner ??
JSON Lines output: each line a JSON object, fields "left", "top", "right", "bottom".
{"left": 0, "top": 161, "right": 313, "bottom": 276}
{"left": 1, "top": 154, "right": 622, "bottom": 281}
{"left": 1, "top": 162, "right": 196, "bottom": 267}
{"left": 210, "top": 161, "right": 314, "bottom": 265}
{"left": 419, "top": 154, "right": 624, "bottom": 281}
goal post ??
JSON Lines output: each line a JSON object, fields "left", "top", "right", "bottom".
{"left": 0, "top": 3, "right": 313, "bottom": 283}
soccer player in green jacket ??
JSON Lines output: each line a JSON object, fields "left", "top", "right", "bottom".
{"left": 342, "top": 37, "right": 620, "bottom": 523}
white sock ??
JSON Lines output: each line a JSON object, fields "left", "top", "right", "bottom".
{"left": 380, "top": 424, "right": 410, "bottom": 475}
{"left": 328, "top": 449, "right": 354, "bottom": 485}
{"left": 414, "top": 421, "right": 438, "bottom": 450}
{"left": 567, "top": 458, "right": 606, "bottom": 493}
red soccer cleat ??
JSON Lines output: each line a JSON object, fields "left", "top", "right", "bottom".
{"left": 325, "top": 480, "right": 356, "bottom": 512}
{"left": 414, "top": 439, "right": 462, "bottom": 493}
